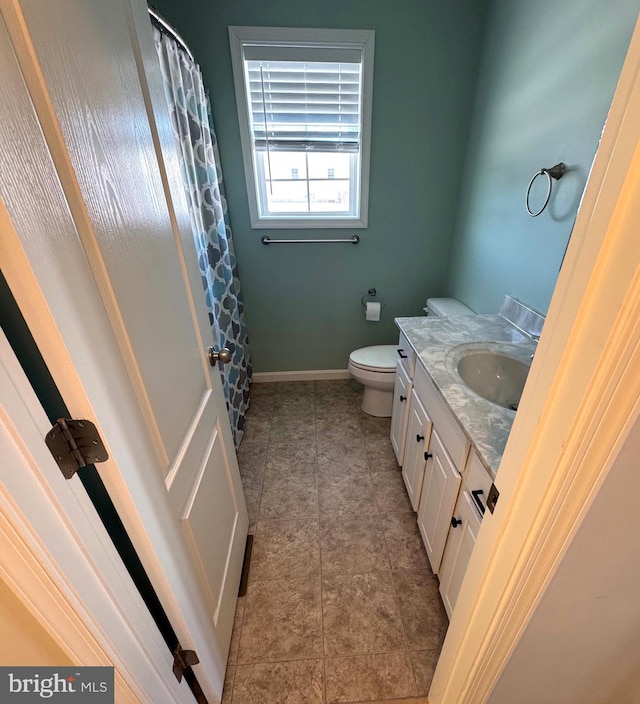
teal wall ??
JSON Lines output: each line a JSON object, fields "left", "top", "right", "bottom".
{"left": 154, "top": 0, "right": 489, "bottom": 372}
{"left": 445, "top": 0, "right": 639, "bottom": 315}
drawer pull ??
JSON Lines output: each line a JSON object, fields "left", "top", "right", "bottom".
{"left": 400, "top": 395, "right": 406, "bottom": 402}
{"left": 451, "top": 516, "right": 462, "bottom": 528}
{"left": 416, "top": 434, "right": 425, "bottom": 443}
{"left": 424, "top": 452, "right": 433, "bottom": 461}
{"left": 471, "top": 489, "right": 486, "bottom": 515}
{"left": 397, "top": 348, "right": 408, "bottom": 359}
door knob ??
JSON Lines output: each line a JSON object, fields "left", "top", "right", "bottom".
{"left": 208, "top": 347, "right": 231, "bottom": 366}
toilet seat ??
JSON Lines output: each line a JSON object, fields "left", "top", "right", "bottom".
{"left": 349, "top": 345, "right": 397, "bottom": 373}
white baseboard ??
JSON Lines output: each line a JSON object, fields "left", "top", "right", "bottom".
{"left": 252, "top": 369, "right": 352, "bottom": 383}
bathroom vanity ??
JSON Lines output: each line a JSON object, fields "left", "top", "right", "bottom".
{"left": 391, "top": 312, "right": 537, "bottom": 617}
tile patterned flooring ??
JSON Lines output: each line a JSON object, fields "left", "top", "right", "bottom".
{"left": 223, "top": 380, "right": 448, "bottom": 704}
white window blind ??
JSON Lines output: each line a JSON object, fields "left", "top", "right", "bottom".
{"left": 244, "top": 54, "right": 362, "bottom": 154}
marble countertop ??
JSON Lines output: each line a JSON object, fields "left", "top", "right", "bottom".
{"left": 395, "top": 315, "right": 536, "bottom": 477}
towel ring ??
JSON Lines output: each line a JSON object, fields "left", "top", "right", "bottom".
{"left": 525, "top": 163, "right": 565, "bottom": 217}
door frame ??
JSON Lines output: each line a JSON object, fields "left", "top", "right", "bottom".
{"left": 0, "top": 330, "right": 193, "bottom": 703}
{"left": 430, "top": 12, "right": 640, "bottom": 703}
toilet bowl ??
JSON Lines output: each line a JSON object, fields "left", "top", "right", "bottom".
{"left": 348, "top": 345, "right": 397, "bottom": 417}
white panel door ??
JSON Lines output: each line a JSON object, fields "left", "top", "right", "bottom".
{"left": 417, "top": 430, "right": 462, "bottom": 574}
{"left": 401, "top": 393, "right": 432, "bottom": 510}
{"left": 0, "top": 1, "right": 247, "bottom": 699}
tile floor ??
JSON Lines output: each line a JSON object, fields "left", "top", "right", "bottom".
{"left": 223, "top": 380, "right": 448, "bottom": 704}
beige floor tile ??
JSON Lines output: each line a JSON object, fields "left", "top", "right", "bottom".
{"left": 242, "top": 416, "right": 272, "bottom": 446}
{"left": 317, "top": 436, "right": 369, "bottom": 477}
{"left": 365, "top": 434, "right": 401, "bottom": 472}
{"left": 315, "top": 395, "right": 360, "bottom": 416}
{"left": 259, "top": 474, "right": 318, "bottom": 521}
{"left": 320, "top": 514, "right": 390, "bottom": 575}
{"left": 270, "top": 415, "right": 316, "bottom": 442}
{"left": 315, "top": 379, "right": 360, "bottom": 397}
{"left": 251, "top": 518, "right": 320, "bottom": 582}
{"left": 325, "top": 652, "right": 417, "bottom": 703}
{"left": 273, "top": 394, "right": 316, "bottom": 418}
{"left": 265, "top": 441, "right": 317, "bottom": 477}
{"left": 317, "top": 412, "right": 362, "bottom": 440}
{"left": 250, "top": 382, "right": 277, "bottom": 397}
{"left": 372, "top": 471, "right": 414, "bottom": 514}
{"left": 409, "top": 649, "right": 440, "bottom": 696}
{"left": 358, "top": 412, "right": 392, "bottom": 437}
{"left": 322, "top": 572, "right": 405, "bottom": 656}
{"left": 238, "top": 578, "right": 322, "bottom": 663}
{"left": 380, "top": 512, "right": 429, "bottom": 570}
{"left": 318, "top": 474, "right": 377, "bottom": 517}
{"left": 237, "top": 439, "right": 268, "bottom": 469}
{"left": 233, "top": 659, "right": 324, "bottom": 704}
{"left": 246, "top": 394, "right": 275, "bottom": 417}
{"left": 392, "top": 569, "right": 448, "bottom": 650}
{"left": 276, "top": 380, "right": 315, "bottom": 397}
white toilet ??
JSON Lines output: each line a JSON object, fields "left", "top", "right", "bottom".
{"left": 349, "top": 297, "right": 474, "bottom": 417}
{"left": 348, "top": 345, "right": 398, "bottom": 417}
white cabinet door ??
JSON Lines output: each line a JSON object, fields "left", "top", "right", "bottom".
{"left": 390, "top": 362, "right": 412, "bottom": 465}
{"left": 438, "top": 491, "right": 481, "bottom": 618}
{"left": 401, "top": 393, "right": 432, "bottom": 510}
{"left": 417, "top": 430, "right": 462, "bottom": 574}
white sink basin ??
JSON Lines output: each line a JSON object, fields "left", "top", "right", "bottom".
{"left": 456, "top": 350, "right": 530, "bottom": 410}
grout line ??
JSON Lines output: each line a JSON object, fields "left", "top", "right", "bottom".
{"left": 314, "top": 385, "right": 329, "bottom": 704}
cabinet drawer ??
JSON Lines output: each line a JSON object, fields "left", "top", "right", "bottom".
{"left": 414, "top": 364, "right": 469, "bottom": 472}
{"left": 396, "top": 332, "right": 416, "bottom": 378}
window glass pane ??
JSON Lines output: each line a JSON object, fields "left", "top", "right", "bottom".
{"left": 266, "top": 180, "right": 309, "bottom": 212}
{"left": 261, "top": 152, "right": 307, "bottom": 180}
{"left": 309, "top": 180, "right": 350, "bottom": 212}
{"left": 307, "top": 152, "right": 351, "bottom": 180}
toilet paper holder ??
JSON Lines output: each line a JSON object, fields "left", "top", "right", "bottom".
{"left": 361, "top": 288, "right": 384, "bottom": 309}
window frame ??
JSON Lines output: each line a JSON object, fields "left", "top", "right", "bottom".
{"left": 229, "top": 26, "right": 375, "bottom": 229}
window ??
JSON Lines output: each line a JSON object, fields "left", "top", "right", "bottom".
{"left": 229, "top": 26, "right": 375, "bottom": 228}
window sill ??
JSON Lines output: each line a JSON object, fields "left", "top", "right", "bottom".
{"left": 250, "top": 215, "right": 368, "bottom": 229}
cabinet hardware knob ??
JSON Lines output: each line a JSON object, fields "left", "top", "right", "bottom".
{"left": 416, "top": 434, "right": 424, "bottom": 443}
{"left": 397, "top": 349, "right": 408, "bottom": 359}
{"left": 451, "top": 516, "right": 462, "bottom": 528}
{"left": 424, "top": 451, "right": 433, "bottom": 460}
{"left": 400, "top": 395, "right": 406, "bottom": 402}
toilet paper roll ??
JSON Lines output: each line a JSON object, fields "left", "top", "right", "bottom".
{"left": 365, "top": 301, "right": 381, "bottom": 321}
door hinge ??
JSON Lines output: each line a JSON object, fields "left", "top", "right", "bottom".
{"left": 173, "top": 645, "right": 200, "bottom": 682}
{"left": 45, "top": 418, "right": 108, "bottom": 479}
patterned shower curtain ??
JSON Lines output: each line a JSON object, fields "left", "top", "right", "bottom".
{"left": 153, "top": 27, "right": 252, "bottom": 446}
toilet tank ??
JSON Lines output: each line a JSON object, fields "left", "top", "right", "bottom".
{"left": 426, "top": 297, "right": 474, "bottom": 317}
